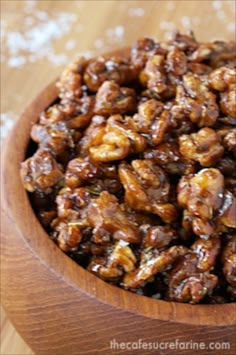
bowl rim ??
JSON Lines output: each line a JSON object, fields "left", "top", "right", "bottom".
{"left": 2, "top": 49, "right": 236, "bottom": 328}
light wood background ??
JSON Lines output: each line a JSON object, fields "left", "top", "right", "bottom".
{"left": 1, "top": 0, "right": 235, "bottom": 354}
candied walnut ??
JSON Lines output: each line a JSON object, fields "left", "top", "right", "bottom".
{"left": 220, "top": 84, "right": 236, "bottom": 118}
{"left": 57, "top": 56, "right": 86, "bottom": 100}
{"left": 218, "top": 117, "right": 236, "bottom": 126}
{"left": 40, "top": 96, "right": 95, "bottom": 130}
{"left": 131, "top": 37, "right": 166, "bottom": 70}
{"left": 20, "top": 149, "right": 63, "bottom": 193}
{"left": 168, "top": 264, "right": 218, "bottom": 303}
{"left": 225, "top": 178, "right": 236, "bottom": 195}
{"left": 119, "top": 160, "right": 177, "bottom": 223}
{"left": 179, "top": 128, "right": 224, "bottom": 167}
{"left": 123, "top": 245, "right": 188, "bottom": 289}
{"left": 188, "top": 43, "right": 214, "bottom": 63}
{"left": 77, "top": 115, "right": 106, "bottom": 157}
{"left": 31, "top": 122, "right": 77, "bottom": 156}
{"left": 133, "top": 100, "right": 174, "bottom": 145}
{"left": 222, "top": 235, "right": 236, "bottom": 287}
{"left": 167, "top": 237, "right": 220, "bottom": 303}
{"left": 94, "top": 81, "right": 136, "bottom": 116}
{"left": 56, "top": 221, "right": 83, "bottom": 252}
{"left": 65, "top": 157, "right": 122, "bottom": 194}
{"left": 122, "top": 204, "right": 162, "bottom": 226}
{"left": 167, "top": 32, "right": 198, "bottom": 54}
{"left": 209, "top": 66, "right": 236, "bottom": 91}
{"left": 88, "top": 256, "right": 123, "bottom": 280}
{"left": 209, "top": 41, "right": 236, "bottom": 68}
{"left": 56, "top": 186, "right": 91, "bottom": 221}
{"left": 223, "top": 129, "right": 236, "bottom": 151}
{"left": 144, "top": 225, "right": 177, "bottom": 249}
{"left": 84, "top": 56, "right": 136, "bottom": 92}
{"left": 209, "top": 67, "right": 236, "bottom": 118}
{"left": 89, "top": 115, "right": 146, "bottom": 162}
{"left": 178, "top": 169, "right": 224, "bottom": 235}
{"left": 38, "top": 210, "right": 57, "bottom": 228}
{"left": 88, "top": 240, "right": 137, "bottom": 281}
{"left": 191, "top": 236, "right": 221, "bottom": 272}
{"left": 174, "top": 73, "right": 219, "bottom": 127}
{"left": 217, "top": 126, "right": 236, "bottom": 151}
{"left": 144, "top": 142, "right": 196, "bottom": 175}
{"left": 150, "top": 110, "right": 172, "bottom": 145}
{"left": 217, "top": 191, "right": 236, "bottom": 229}
{"left": 87, "top": 191, "right": 141, "bottom": 244}
{"left": 140, "top": 54, "right": 175, "bottom": 99}
{"left": 166, "top": 47, "right": 188, "bottom": 76}
{"left": 133, "top": 99, "right": 163, "bottom": 133}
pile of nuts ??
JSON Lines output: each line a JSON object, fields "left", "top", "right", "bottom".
{"left": 21, "top": 32, "right": 236, "bottom": 304}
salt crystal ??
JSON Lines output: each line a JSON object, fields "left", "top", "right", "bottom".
{"left": 24, "top": 16, "right": 35, "bottom": 27}
{"left": 47, "top": 52, "right": 68, "bottom": 66}
{"left": 65, "top": 39, "right": 77, "bottom": 50}
{"left": 24, "top": 0, "right": 37, "bottom": 14}
{"left": 8, "top": 56, "right": 26, "bottom": 67}
{"left": 3, "top": 10, "right": 79, "bottom": 67}
{"left": 227, "top": 22, "right": 235, "bottom": 33}
{"left": 128, "top": 7, "right": 145, "bottom": 17}
{"left": 212, "top": 0, "right": 222, "bottom": 10}
{"left": 94, "top": 38, "right": 104, "bottom": 49}
{"left": 114, "top": 26, "right": 124, "bottom": 38}
{"left": 181, "top": 16, "right": 191, "bottom": 29}
{"left": 0, "top": 113, "right": 16, "bottom": 140}
{"left": 216, "top": 10, "right": 226, "bottom": 20}
{"left": 160, "top": 20, "right": 176, "bottom": 31}
{"left": 35, "top": 10, "right": 49, "bottom": 21}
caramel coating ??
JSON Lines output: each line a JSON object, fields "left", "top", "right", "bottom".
{"left": 179, "top": 127, "right": 224, "bottom": 167}
{"left": 94, "top": 81, "right": 137, "bottom": 116}
{"left": 222, "top": 235, "right": 236, "bottom": 289}
{"left": 20, "top": 33, "right": 236, "bottom": 304}
{"left": 20, "top": 149, "right": 63, "bottom": 193}
{"left": 84, "top": 56, "right": 136, "bottom": 92}
{"left": 89, "top": 115, "right": 146, "bottom": 162}
{"left": 178, "top": 168, "right": 224, "bottom": 235}
{"left": 167, "top": 236, "right": 220, "bottom": 303}
{"left": 87, "top": 191, "right": 141, "bottom": 244}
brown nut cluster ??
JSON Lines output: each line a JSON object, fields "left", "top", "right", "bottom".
{"left": 21, "top": 33, "right": 236, "bottom": 304}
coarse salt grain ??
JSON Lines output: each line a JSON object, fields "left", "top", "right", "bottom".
{"left": 227, "top": 22, "right": 235, "bottom": 33}
{"left": 94, "top": 38, "right": 104, "bottom": 49}
{"left": 212, "top": 0, "right": 222, "bottom": 10}
{"left": 128, "top": 7, "right": 145, "bottom": 17}
{"left": 65, "top": 39, "right": 77, "bottom": 50}
{"left": 8, "top": 56, "right": 27, "bottom": 68}
{"left": 0, "top": 113, "right": 16, "bottom": 140}
{"left": 160, "top": 21, "right": 176, "bottom": 31}
{"left": 2, "top": 9, "right": 79, "bottom": 67}
{"left": 106, "top": 26, "right": 125, "bottom": 40}
{"left": 114, "top": 26, "right": 124, "bottom": 38}
{"left": 181, "top": 16, "right": 191, "bottom": 29}
{"left": 216, "top": 10, "right": 226, "bottom": 20}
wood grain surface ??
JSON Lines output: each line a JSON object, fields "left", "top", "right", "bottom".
{"left": 1, "top": 1, "right": 235, "bottom": 354}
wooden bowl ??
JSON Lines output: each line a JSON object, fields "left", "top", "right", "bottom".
{"left": 1, "top": 50, "right": 236, "bottom": 355}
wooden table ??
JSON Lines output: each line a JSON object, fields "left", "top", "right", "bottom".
{"left": 1, "top": 1, "right": 235, "bottom": 354}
